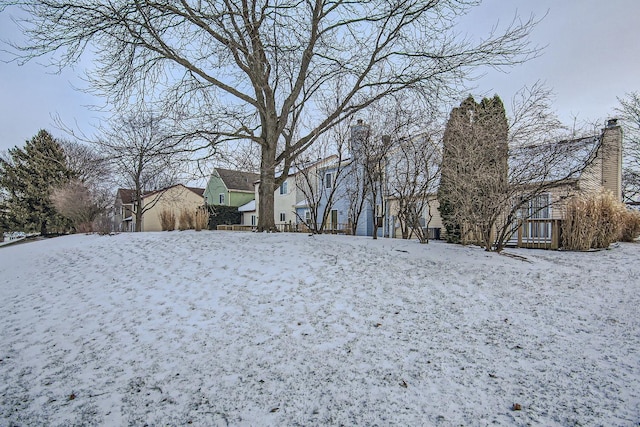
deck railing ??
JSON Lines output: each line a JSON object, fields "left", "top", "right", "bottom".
{"left": 516, "top": 219, "right": 563, "bottom": 249}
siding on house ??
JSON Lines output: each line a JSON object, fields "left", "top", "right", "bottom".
{"left": 274, "top": 175, "right": 298, "bottom": 225}
{"left": 141, "top": 185, "right": 205, "bottom": 232}
{"left": 204, "top": 168, "right": 259, "bottom": 207}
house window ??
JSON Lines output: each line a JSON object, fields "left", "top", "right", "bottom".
{"left": 280, "top": 181, "right": 288, "bottom": 195}
{"left": 325, "top": 209, "right": 338, "bottom": 230}
{"left": 251, "top": 215, "right": 256, "bottom": 226}
{"left": 325, "top": 172, "right": 333, "bottom": 189}
{"left": 304, "top": 210, "right": 311, "bottom": 225}
{"left": 219, "top": 193, "right": 225, "bottom": 204}
{"left": 280, "top": 212, "right": 286, "bottom": 222}
{"left": 530, "top": 194, "right": 551, "bottom": 219}
{"left": 520, "top": 193, "right": 552, "bottom": 240}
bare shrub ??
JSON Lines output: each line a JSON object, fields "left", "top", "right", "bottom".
{"left": 592, "top": 192, "right": 625, "bottom": 248}
{"left": 621, "top": 209, "right": 640, "bottom": 242}
{"left": 194, "top": 207, "right": 208, "bottom": 231}
{"left": 92, "top": 213, "right": 113, "bottom": 235}
{"left": 562, "top": 191, "right": 625, "bottom": 250}
{"left": 178, "top": 209, "right": 195, "bottom": 231}
{"left": 159, "top": 209, "right": 176, "bottom": 231}
{"left": 51, "top": 179, "right": 108, "bottom": 233}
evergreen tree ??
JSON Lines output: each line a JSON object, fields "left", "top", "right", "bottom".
{"left": 437, "top": 95, "right": 508, "bottom": 245}
{"left": 0, "top": 130, "right": 75, "bottom": 234}
{"left": 438, "top": 96, "right": 475, "bottom": 243}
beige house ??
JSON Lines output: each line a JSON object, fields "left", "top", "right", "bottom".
{"left": 139, "top": 185, "right": 205, "bottom": 232}
{"left": 387, "top": 119, "right": 623, "bottom": 247}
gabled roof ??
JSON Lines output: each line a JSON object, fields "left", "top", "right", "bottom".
{"left": 117, "top": 188, "right": 136, "bottom": 205}
{"left": 118, "top": 185, "right": 205, "bottom": 204}
{"left": 187, "top": 187, "right": 206, "bottom": 197}
{"left": 142, "top": 184, "right": 206, "bottom": 199}
{"left": 509, "top": 134, "right": 601, "bottom": 183}
{"left": 215, "top": 168, "right": 260, "bottom": 192}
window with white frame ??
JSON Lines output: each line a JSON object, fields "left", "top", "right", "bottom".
{"left": 304, "top": 210, "right": 311, "bottom": 225}
{"left": 280, "top": 181, "right": 288, "bottom": 195}
{"left": 280, "top": 212, "right": 286, "bottom": 222}
{"left": 520, "top": 193, "right": 552, "bottom": 240}
{"left": 530, "top": 193, "right": 551, "bottom": 219}
{"left": 324, "top": 172, "right": 333, "bottom": 189}
{"left": 251, "top": 215, "right": 256, "bottom": 226}
{"left": 219, "top": 193, "right": 225, "bottom": 204}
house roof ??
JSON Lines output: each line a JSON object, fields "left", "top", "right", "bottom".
{"left": 141, "top": 184, "right": 206, "bottom": 199}
{"left": 238, "top": 200, "right": 256, "bottom": 212}
{"left": 216, "top": 168, "right": 260, "bottom": 192}
{"left": 117, "top": 188, "right": 136, "bottom": 205}
{"left": 509, "top": 135, "right": 601, "bottom": 183}
{"left": 187, "top": 187, "right": 206, "bottom": 197}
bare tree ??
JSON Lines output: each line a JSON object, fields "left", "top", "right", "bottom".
{"left": 616, "top": 91, "right": 640, "bottom": 203}
{"left": 508, "top": 81, "right": 566, "bottom": 146}
{"left": 293, "top": 125, "right": 352, "bottom": 234}
{"left": 2, "top": 1, "right": 540, "bottom": 232}
{"left": 60, "top": 139, "right": 110, "bottom": 187}
{"left": 51, "top": 179, "right": 109, "bottom": 232}
{"left": 96, "top": 112, "right": 187, "bottom": 232}
{"left": 388, "top": 134, "right": 441, "bottom": 243}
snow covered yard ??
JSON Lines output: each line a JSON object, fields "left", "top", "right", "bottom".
{"left": 0, "top": 231, "right": 638, "bottom": 426}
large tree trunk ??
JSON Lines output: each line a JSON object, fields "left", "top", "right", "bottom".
{"left": 258, "top": 145, "right": 277, "bottom": 232}
{"left": 135, "top": 202, "right": 143, "bottom": 232}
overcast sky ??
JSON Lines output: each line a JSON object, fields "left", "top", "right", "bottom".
{"left": 1, "top": 1, "right": 639, "bottom": 152}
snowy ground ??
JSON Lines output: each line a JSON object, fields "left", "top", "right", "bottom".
{"left": 0, "top": 231, "right": 639, "bottom": 426}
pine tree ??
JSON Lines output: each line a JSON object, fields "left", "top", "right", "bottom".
{"left": 0, "top": 130, "right": 75, "bottom": 235}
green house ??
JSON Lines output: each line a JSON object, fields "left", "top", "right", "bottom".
{"left": 204, "top": 168, "right": 259, "bottom": 207}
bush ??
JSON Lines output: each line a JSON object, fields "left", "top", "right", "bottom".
{"left": 620, "top": 209, "right": 640, "bottom": 242}
{"left": 159, "top": 209, "right": 176, "bottom": 231}
{"left": 178, "top": 209, "right": 195, "bottom": 231}
{"left": 207, "top": 205, "right": 240, "bottom": 229}
{"left": 562, "top": 191, "right": 625, "bottom": 250}
{"left": 194, "top": 207, "right": 208, "bottom": 231}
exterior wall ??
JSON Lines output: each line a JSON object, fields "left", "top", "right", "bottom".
{"left": 240, "top": 210, "right": 257, "bottom": 227}
{"left": 229, "top": 190, "right": 256, "bottom": 208}
{"left": 252, "top": 182, "right": 260, "bottom": 225}
{"left": 314, "top": 162, "right": 376, "bottom": 236}
{"left": 274, "top": 175, "right": 298, "bottom": 226}
{"left": 204, "top": 172, "right": 229, "bottom": 206}
{"left": 141, "top": 185, "right": 204, "bottom": 232}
